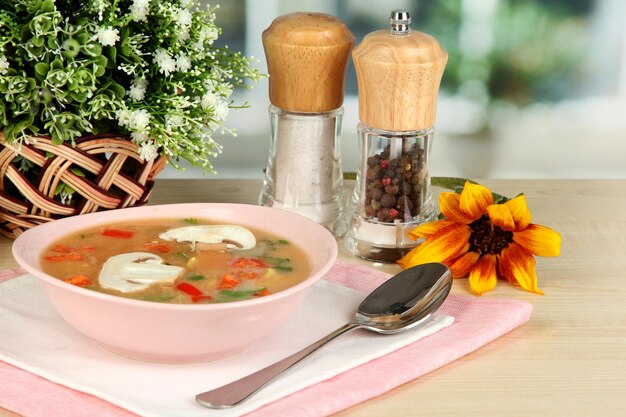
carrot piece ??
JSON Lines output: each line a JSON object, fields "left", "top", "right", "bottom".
{"left": 217, "top": 273, "right": 240, "bottom": 289}
{"left": 64, "top": 274, "right": 92, "bottom": 287}
{"left": 77, "top": 246, "right": 96, "bottom": 252}
{"left": 44, "top": 253, "right": 83, "bottom": 262}
{"left": 176, "top": 282, "right": 208, "bottom": 303}
{"left": 102, "top": 228, "right": 134, "bottom": 238}
{"left": 51, "top": 244, "right": 95, "bottom": 253}
{"left": 234, "top": 270, "right": 260, "bottom": 280}
{"left": 254, "top": 289, "right": 271, "bottom": 297}
{"left": 144, "top": 242, "right": 171, "bottom": 253}
{"left": 51, "top": 244, "right": 72, "bottom": 253}
{"left": 231, "top": 258, "right": 267, "bottom": 269}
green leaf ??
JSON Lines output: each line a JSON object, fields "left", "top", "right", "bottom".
{"left": 54, "top": 182, "right": 75, "bottom": 196}
{"left": 108, "top": 82, "right": 125, "bottom": 99}
{"left": 34, "top": 62, "right": 49, "bottom": 78}
{"left": 183, "top": 218, "right": 198, "bottom": 224}
{"left": 50, "top": 59, "right": 63, "bottom": 70}
{"left": 40, "top": 0, "right": 55, "bottom": 13}
{"left": 83, "top": 42, "right": 102, "bottom": 58}
{"left": 218, "top": 288, "right": 266, "bottom": 301}
{"left": 261, "top": 256, "right": 293, "bottom": 272}
{"left": 104, "top": 46, "right": 117, "bottom": 64}
{"left": 32, "top": 36, "right": 45, "bottom": 48}
{"left": 187, "top": 275, "right": 205, "bottom": 281}
{"left": 70, "top": 90, "right": 88, "bottom": 103}
{"left": 70, "top": 167, "right": 86, "bottom": 177}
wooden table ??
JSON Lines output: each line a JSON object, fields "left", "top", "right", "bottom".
{"left": 1, "top": 179, "right": 625, "bottom": 417}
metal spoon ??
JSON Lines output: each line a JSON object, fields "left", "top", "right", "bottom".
{"left": 196, "top": 262, "right": 452, "bottom": 409}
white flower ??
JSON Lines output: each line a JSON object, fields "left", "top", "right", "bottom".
{"left": 177, "top": 29, "right": 190, "bottom": 43}
{"left": 116, "top": 109, "right": 131, "bottom": 127}
{"left": 131, "top": 130, "right": 150, "bottom": 143}
{"left": 128, "top": 109, "right": 151, "bottom": 130}
{"left": 96, "top": 26, "right": 120, "bottom": 47}
{"left": 138, "top": 142, "right": 159, "bottom": 162}
{"left": 201, "top": 26, "right": 219, "bottom": 45}
{"left": 213, "top": 100, "right": 229, "bottom": 121}
{"left": 154, "top": 48, "right": 176, "bottom": 76}
{"left": 0, "top": 55, "right": 9, "bottom": 75}
{"left": 166, "top": 114, "right": 184, "bottom": 128}
{"left": 176, "top": 54, "right": 191, "bottom": 72}
{"left": 177, "top": 8, "right": 193, "bottom": 27}
{"left": 201, "top": 92, "right": 218, "bottom": 110}
{"left": 217, "top": 83, "right": 233, "bottom": 99}
{"left": 128, "top": 78, "right": 148, "bottom": 101}
{"left": 130, "top": 0, "right": 151, "bottom": 22}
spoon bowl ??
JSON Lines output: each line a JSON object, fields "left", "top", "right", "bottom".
{"left": 356, "top": 262, "right": 451, "bottom": 334}
{"left": 196, "top": 262, "right": 452, "bottom": 408}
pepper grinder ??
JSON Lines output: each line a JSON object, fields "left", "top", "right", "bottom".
{"left": 344, "top": 10, "right": 448, "bottom": 262}
{"left": 259, "top": 13, "right": 354, "bottom": 233}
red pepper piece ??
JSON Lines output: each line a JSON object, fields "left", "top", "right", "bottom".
{"left": 102, "top": 228, "right": 135, "bottom": 238}
{"left": 254, "top": 289, "right": 271, "bottom": 297}
{"left": 176, "top": 282, "right": 207, "bottom": 302}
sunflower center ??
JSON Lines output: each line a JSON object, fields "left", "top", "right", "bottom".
{"left": 468, "top": 215, "right": 513, "bottom": 255}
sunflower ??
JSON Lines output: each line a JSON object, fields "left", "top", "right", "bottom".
{"left": 398, "top": 181, "right": 561, "bottom": 295}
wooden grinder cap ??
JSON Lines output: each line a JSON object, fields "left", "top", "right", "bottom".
{"left": 352, "top": 10, "right": 448, "bottom": 131}
{"left": 262, "top": 12, "right": 354, "bottom": 113}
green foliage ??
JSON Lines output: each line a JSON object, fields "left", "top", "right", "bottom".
{"left": 0, "top": 0, "right": 263, "bottom": 172}
{"left": 417, "top": 0, "right": 588, "bottom": 105}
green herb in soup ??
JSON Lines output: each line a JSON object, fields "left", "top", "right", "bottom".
{"left": 40, "top": 219, "right": 311, "bottom": 304}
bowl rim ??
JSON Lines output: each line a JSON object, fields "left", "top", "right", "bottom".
{"left": 12, "top": 203, "right": 338, "bottom": 311}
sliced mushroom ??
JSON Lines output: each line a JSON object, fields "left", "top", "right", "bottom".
{"left": 158, "top": 225, "right": 256, "bottom": 251}
{"left": 99, "top": 252, "right": 184, "bottom": 293}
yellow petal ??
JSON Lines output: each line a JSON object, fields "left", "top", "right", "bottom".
{"left": 513, "top": 224, "right": 561, "bottom": 257}
{"left": 408, "top": 220, "right": 456, "bottom": 240}
{"left": 486, "top": 204, "right": 515, "bottom": 231}
{"left": 448, "top": 251, "right": 480, "bottom": 278}
{"left": 468, "top": 254, "right": 498, "bottom": 295}
{"left": 460, "top": 181, "right": 493, "bottom": 220}
{"left": 397, "top": 223, "right": 471, "bottom": 268}
{"left": 505, "top": 194, "right": 532, "bottom": 230}
{"left": 499, "top": 243, "right": 544, "bottom": 295}
{"left": 439, "top": 192, "right": 474, "bottom": 224}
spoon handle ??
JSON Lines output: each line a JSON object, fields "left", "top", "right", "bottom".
{"left": 195, "top": 321, "right": 359, "bottom": 409}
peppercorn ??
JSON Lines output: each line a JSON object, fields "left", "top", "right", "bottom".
{"left": 380, "top": 193, "right": 396, "bottom": 208}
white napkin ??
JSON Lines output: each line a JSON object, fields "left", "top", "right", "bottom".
{"left": 0, "top": 275, "right": 453, "bottom": 417}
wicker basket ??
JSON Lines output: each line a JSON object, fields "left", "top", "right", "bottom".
{"left": 0, "top": 133, "right": 166, "bottom": 239}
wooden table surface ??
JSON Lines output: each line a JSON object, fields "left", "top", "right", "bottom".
{"left": 1, "top": 178, "right": 625, "bottom": 417}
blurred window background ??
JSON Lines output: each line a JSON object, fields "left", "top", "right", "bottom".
{"left": 163, "top": 0, "right": 626, "bottom": 179}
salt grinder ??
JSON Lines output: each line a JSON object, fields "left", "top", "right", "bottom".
{"left": 344, "top": 10, "right": 448, "bottom": 262}
{"left": 259, "top": 13, "right": 354, "bottom": 233}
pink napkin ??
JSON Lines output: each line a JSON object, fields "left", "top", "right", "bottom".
{"left": 0, "top": 260, "right": 532, "bottom": 417}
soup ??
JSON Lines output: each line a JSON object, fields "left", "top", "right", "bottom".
{"left": 40, "top": 218, "right": 311, "bottom": 304}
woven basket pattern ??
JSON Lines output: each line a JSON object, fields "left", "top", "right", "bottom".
{"left": 0, "top": 133, "right": 166, "bottom": 239}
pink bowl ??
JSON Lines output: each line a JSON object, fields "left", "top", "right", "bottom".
{"left": 12, "top": 203, "right": 337, "bottom": 363}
